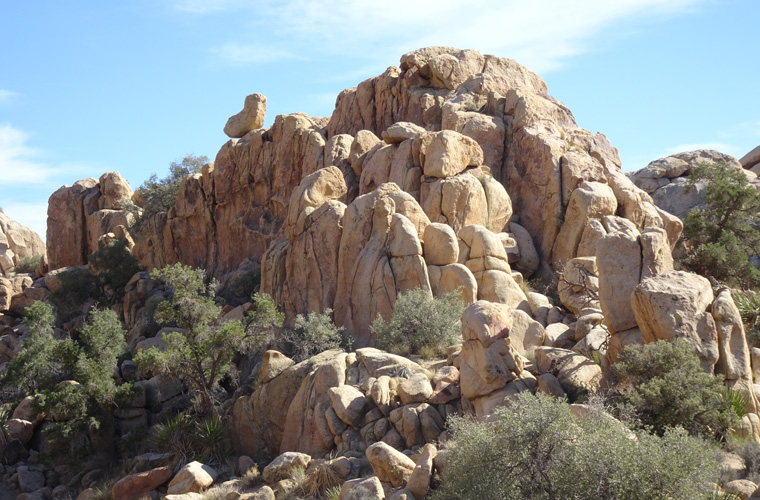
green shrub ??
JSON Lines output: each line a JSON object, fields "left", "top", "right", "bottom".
{"left": 3, "top": 303, "right": 129, "bottom": 458}
{"left": 133, "top": 154, "right": 208, "bottom": 226}
{"left": 14, "top": 254, "right": 41, "bottom": 274}
{"left": 431, "top": 392, "right": 720, "bottom": 500}
{"left": 612, "top": 339, "right": 741, "bottom": 438}
{"left": 285, "top": 308, "right": 347, "bottom": 362}
{"left": 371, "top": 288, "right": 465, "bottom": 358}
{"left": 736, "top": 440, "right": 760, "bottom": 483}
{"left": 682, "top": 161, "right": 760, "bottom": 288}
{"left": 134, "top": 264, "right": 280, "bottom": 416}
{"left": 732, "top": 290, "right": 760, "bottom": 347}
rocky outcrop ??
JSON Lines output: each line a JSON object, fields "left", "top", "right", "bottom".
{"left": 0, "top": 210, "right": 45, "bottom": 277}
{"left": 628, "top": 150, "right": 749, "bottom": 219}
{"left": 47, "top": 172, "right": 133, "bottom": 271}
{"left": 742, "top": 145, "right": 760, "bottom": 172}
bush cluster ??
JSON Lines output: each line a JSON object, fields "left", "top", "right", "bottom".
{"left": 371, "top": 288, "right": 465, "bottom": 358}
{"left": 432, "top": 392, "right": 720, "bottom": 500}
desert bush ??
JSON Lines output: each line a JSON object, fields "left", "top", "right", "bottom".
{"left": 682, "top": 161, "right": 760, "bottom": 288}
{"left": 284, "top": 308, "right": 347, "bottom": 362}
{"left": 151, "top": 411, "right": 231, "bottom": 465}
{"left": 132, "top": 154, "right": 208, "bottom": 225}
{"left": 732, "top": 289, "right": 760, "bottom": 347}
{"left": 3, "top": 302, "right": 129, "bottom": 457}
{"left": 14, "top": 254, "right": 41, "bottom": 274}
{"left": 371, "top": 288, "right": 465, "bottom": 358}
{"left": 134, "top": 264, "right": 281, "bottom": 416}
{"left": 431, "top": 392, "right": 720, "bottom": 500}
{"left": 612, "top": 339, "right": 741, "bottom": 438}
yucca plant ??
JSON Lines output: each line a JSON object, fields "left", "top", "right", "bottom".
{"left": 192, "top": 416, "right": 231, "bottom": 464}
{"left": 732, "top": 290, "right": 760, "bottom": 347}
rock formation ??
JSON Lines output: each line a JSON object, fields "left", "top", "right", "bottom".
{"left": 0, "top": 210, "right": 45, "bottom": 277}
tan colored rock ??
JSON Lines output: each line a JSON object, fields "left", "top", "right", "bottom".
{"left": 338, "top": 476, "right": 385, "bottom": 500}
{"left": 3, "top": 419, "right": 33, "bottom": 444}
{"left": 262, "top": 452, "right": 311, "bottom": 484}
{"left": 509, "top": 309, "right": 545, "bottom": 356}
{"left": 286, "top": 166, "right": 347, "bottom": 238}
{"left": 597, "top": 216, "right": 641, "bottom": 333}
{"left": 258, "top": 351, "right": 295, "bottom": 383}
{"left": 328, "top": 385, "right": 368, "bottom": 428}
{"left": 422, "top": 223, "right": 458, "bottom": 265}
{"left": 398, "top": 373, "right": 434, "bottom": 405}
{"left": 724, "top": 479, "right": 758, "bottom": 500}
{"left": 552, "top": 181, "right": 617, "bottom": 269}
{"left": 167, "top": 461, "right": 217, "bottom": 495}
{"left": 224, "top": 93, "right": 267, "bottom": 138}
{"left": 111, "top": 466, "right": 172, "bottom": 500}
{"left": 477, "top": 270, "right": 528, "bottom": 311}
{"left": 632, "top": 271, "right": 719, "bottom": 372}
{"left": 419, "top": 130, "right": 483, "bottom": 178}
{"left": 383, "top": 122, "right": 426, "bottom": 144}
{"left": 98, "top": 171, "right": 133, "bottom": 210}
{"left": 459, "top": 339, "right": 517, "bottom": 399}
{"left": 436, "top": 263, "right": 477, "bottom": 304}
{"left": 350, "top": 130, "right": 382, "bottom": 177}
{"left": 534, "top": 347, "right": 602, "bottom": 400}
{"left": 558, "top": 256, "right": 599, "bottom": 316}
{"left": 360, "top": 143, "right": 395, "bottom": 195}
{"left": 0, "top": 211, "right": 46, "bottom": 278}
{"left": 405, "top": 443, "right": 436, "bottom": 499}
{"left": 640, "top": 227, "right": 673, "bottom": 280}
{"left": 478, "top": 173, "right": 512, "bottom": 233}
{"left": 47, "top": 178, "right": 98, "bottom": 270}
{"left": 461, "top": 300, "right": 513, "bottom": 347}
{"left": 366, "top": 441, "right": 416, "bottom": 488}
{"left": 420, "top": 173, "right": 488, "bottom": 233}
{"left": 537, "top": 373, "right": 566, "bottom": 398}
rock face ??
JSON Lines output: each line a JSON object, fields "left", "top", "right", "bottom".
{"left": 628, "top": 149, "right": 748, "bottom": 219}
{"left": 0, "top": 210, "right": 45, "bottom": 277}
{"left": 47, "top": 172, "right": 133, "bottom": 271}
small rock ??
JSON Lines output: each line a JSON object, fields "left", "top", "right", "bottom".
{"left": 262, "top": 452, "right": 311, "bottom": 484}
{"left": 167, "top": 461, "right": 217, "bottom": 495}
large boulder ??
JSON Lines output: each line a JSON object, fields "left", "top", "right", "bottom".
{"left": 167, "top": 462, "right": 217, "bottom": 495}
{"left": 631, "top": 271, "right": 719, "bottom": 372}
{"left": 224, "top": 93, "right": 267, "bottom": 138}
{"left": 111, "top": 467, "right": 172, "bottom": 500}
{"left": 0, "top": 211, "right": 45, "bottom": 278}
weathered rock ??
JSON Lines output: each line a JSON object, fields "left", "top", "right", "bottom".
{"left": 366, "top": 441, "right": 416, "bottom": 488}
{"left": 167, "top": 462, "right": 217, "bottom": 495}
{"left": 262, "top": 452, "right": 311, "bottom": 484}
{"left": 724, "top": 479, "right": 758, "bottom": 500}
{"left": 0, "top": 211, "right": 45, "bottom": 278}
{"left": 338, "top": 476, "right": 385, "bottom": 500}
{"left": 397, "top": 373, "right": 433, "bottom": 405}
{"left": 534, "top": 347, "right": 602, "bottom": 400}
{"left": 224, "top": 93, "right": 267, "bottom": 138}
{"left": 405, "top": 443, "right": 436, "bottom": 499}
{"left": 597, "top": 216, "right": 641, "bottom": 333}
{"left": 4, "top": 419, "right": 33, "bottom": 444}
{"left": 422, "top": 223, "right": 458, "bottom": 265}
{"left": 418, "top": 130, "right": 483, "bottom": 178}
{"left": 421, "top": 174, "right": 488, "bottom": 234}
{"left": 329, "top": 385, "right": 368, "bottom": 428}
{"left": 631, "top": 271, "right": 719, "bottom": 371}
{"left": 111, "top": 466, "right": 172, "bottom": 500}
{"left": 383, "top": 122, "right": 426, "bottom": 144}
{"left": 509, "top": 309, "right": 546, "bottom": 356}
{"left": 558, "top": 257, "right": 599, "bottom": 316}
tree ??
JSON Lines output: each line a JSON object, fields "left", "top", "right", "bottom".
{"left": 129, "top": 154, "right": 208, "bottom": 225}
{"left": 133, "top": 264, "right": 282, "bottom": 416}
{"left": 683, "top": 161, "right": 760, "bottom": 288}
{"left": 371, "top": 288, "right": 465, "bottom": 358}
{"left": 611, "top": 339, "right": 741, "bottom": 438}
{"left": 3, "top": 303, "right": 129, "bottom": 456}
{"left": 431, "top": 392, "right": 720, "bottom": 500}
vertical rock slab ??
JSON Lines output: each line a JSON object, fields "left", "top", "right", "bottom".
{"left": 47, "top": 178, "right": 98, "bottom": 270}
{"left": 631, "top": 270, "right": 719, "bottom": 372}
{"left": 597, "top": 216, "right": 641, "bottom": 333}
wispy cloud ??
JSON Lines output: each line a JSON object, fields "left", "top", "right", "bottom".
{"left": 0, "top": 90, "right": 18, "bottom": 105}
{"left": 0, "top": 202, "right": 48, "bottom": 241}
{"left": 0, "top": 123, "right": 92, "bottom": 185}
{"left": 665, "top": 142, "right": 739, "bottom": 156}
{"left": 202, "top": 0, "right": 703, "bottom": 72}
{"left": 211, "top": 43, "right": 302, "bottom": 65}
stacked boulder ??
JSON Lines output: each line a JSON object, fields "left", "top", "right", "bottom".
{"left": 0, "top": 211, "right": 45, "bottom": 278}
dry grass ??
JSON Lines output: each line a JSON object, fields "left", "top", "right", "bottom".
{"left": 295, "top": 463, "right": 342, "bottom": 498}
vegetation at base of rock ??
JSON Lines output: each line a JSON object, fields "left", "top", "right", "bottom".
{"left": 682, "top": 161, "right": 760, "bottom": 288}
{"left": 128, "top": 154, "right": 208, "bottom": 226}
{"left": 2, "top": 302, "right": 129, "bottom": 457}
{"left": 151, "top": 411, "right": 231, "bottom": 465}
{"left": 13, "top": 254, "right": 41, "bottom": 274}
{"left": 732, "top": 289, "right": 760, "bottom": 347}
{"left": 431, "top": 392, "right": 720, "bottom": 500}
{"left": 735, "top": 440, "right": 760, "bottom": 484}
{"left": 284, "top": 308, "right": 348, "bottom": 362}
{"left": 133, "top": 263, "right": 280, "bottom": 416}
{"left": 50, "top": 239, "right": 140, "bottom": 317}
{"left": 611, "top": 339, "right": 741, "bottom": 438}
{"left": 372, "top": 288, "right": 465, "bottom": 358}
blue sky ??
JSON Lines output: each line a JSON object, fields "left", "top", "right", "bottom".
{"left": 1, "top": 0, "right": 758, "bottom": 239}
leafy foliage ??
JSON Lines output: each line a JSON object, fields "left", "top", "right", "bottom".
{"left": 612, "top": 339, "right": 741, "bottom": 438}
{"left": 133, "top": 154, "right": 208, "bottom": 224}
{"left": 371, "top": 288, "right": 465, "bottom": 358}
{"left": 3, "top": 303, "right": 128, "bottom": 457}
{"left": 285, "top": 308, "right": 347, "bottom": 362}
{"left": 431, "top": 392, "right": 720, "bottom": 500}
{"left": 13, "top": 254, "right": 42, "bottom": 274}
{"left": 682, "top": 161, "right": 760, "bottom": 288}
{"left": 133, "top": 264, "right": 281, "bottom": 416}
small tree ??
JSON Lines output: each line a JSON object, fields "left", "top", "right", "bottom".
{"left": 371, "top": 288, "right": 465, "bottom": 358}
{"left": 133, "top": 264, "right": 282, "bottom": 416}
{"left": 3, "top": 303, "right": 129, "bottom": 456}
{"left": 285, "top": 309, "right": 346, "bottom": 362}
{"left": 132, "top": 154, "right": 208, "bottom": 224}
{"left": 683, "top": 161, "right": 760, "bottom": 288}
{"left": 612, "top": 339, "right": 741, "bottom": 438}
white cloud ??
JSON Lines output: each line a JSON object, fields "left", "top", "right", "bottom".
{"left": 0, "top": 90, "right": 17, "bottom": 105}
{"left": 0, "top": 202, "right": 48, "bottom": 242}
{"left": 205, "top": 0, "right": 703, "bottom": 72}
{"left": 211, "top": 43, "right": 301, "bottom": 65}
